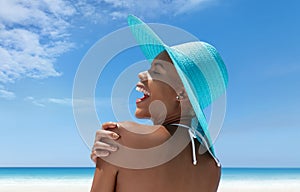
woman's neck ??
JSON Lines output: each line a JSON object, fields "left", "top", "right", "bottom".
{"left": 163, "top": 118, "right": 192, "bottom": 126}
{"left": 152, "top": 114, "right": 193, "bottom": 129}
{"left": 151, "top": 116, "right": 191, "bottom": 125}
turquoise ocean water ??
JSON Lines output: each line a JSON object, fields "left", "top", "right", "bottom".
{"left": 0, "top": 167, "right": 300, "bottom": 183}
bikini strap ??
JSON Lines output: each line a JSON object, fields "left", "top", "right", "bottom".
{"left": 169, "top": 123, "right": 221, "bottom": 167}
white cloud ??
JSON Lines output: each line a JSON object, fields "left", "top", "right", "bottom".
{"left": 70, "top": 0, "right": 214, "bottom": 23}
{"left": 100, "top": 0, "right": 212, "bottom": 19}
{"left": 0, "top": 87, "right": 15, "bottom": 100}
{"left": 0, "top": 0, "right": 214, "bottom": 85}
{"left": 175, "top": 0, "right": 212, "bottom": 14}
{"left": 25, "top": 96, "right": 72, "bottom": 107}
{"left": 24, "top": 96, "right": 45, "bottom": 107}
{"left": 0, "top": 0, "right": 75, "bottom": 84}
{"left": 24, "top": 96, "right": 115, "bottom": 109}
{"left": 48, "top": 98, "right": 72, "bottom": 106}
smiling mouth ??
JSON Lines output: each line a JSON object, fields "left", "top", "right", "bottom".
{"left": 135, "top": 84, "right": 150, "bottom": 104}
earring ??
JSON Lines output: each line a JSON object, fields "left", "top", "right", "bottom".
{"left": 176, "top": 95, "right": 182, "bottom": 101}
{"left": 176, "top": 91, "right": 184, "bottom": 101}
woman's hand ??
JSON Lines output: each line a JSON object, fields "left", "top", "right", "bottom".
{"left": 91, "top": 122, "right": 120, "bottom": 163}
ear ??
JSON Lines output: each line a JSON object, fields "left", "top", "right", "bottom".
{"left": 176, "top": 89, "right": 195, "bottom": 117}
{"left": 176, "top": 89, "right": 187, "bottom": 101}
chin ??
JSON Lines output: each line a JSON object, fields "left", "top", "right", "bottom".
{"left": 135, "top": 108, "right": 150, "bottom": 119}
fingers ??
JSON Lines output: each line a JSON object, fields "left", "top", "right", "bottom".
{"left": 95, "top": 129, "right": 119, "bottom": 142}
{"left": 91, "top": 151, "right": 97, "bottom": 164}
{"left": 102, "top": 122, "right": 118, "bottom": 130}
{"left": 93, "top": 141, "right": 118, "bottom": 152}
{"left": 91, "top": 150, "right": 110, "bottom": 159}
{"left": 91, "top": 122, "right": 120, "bottom": 163}
{"left": 91, "top": 148, "right": 115, "bottom": 163}
{"left": 95, "top": 150, "right": 110, "bottom": 157}
{"left": 90, "top": 150, "right": 110, "bottom": 163}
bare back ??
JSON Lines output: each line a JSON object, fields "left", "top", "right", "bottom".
{"left": 91, "top": 122, "right": 221, "bottom": 192}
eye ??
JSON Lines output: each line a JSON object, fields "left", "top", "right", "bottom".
{"left": 148, "top": 69, "right": 160, "bottom": 75}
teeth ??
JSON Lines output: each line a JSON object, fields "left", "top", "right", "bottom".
{"left": 136, "top": 87, "right": 150, "bottom": 96}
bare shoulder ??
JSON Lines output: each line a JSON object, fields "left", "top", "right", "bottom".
{"left": 108, "top": 121, "right": 171, "bottom": 149}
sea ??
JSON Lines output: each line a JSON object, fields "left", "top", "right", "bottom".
{"left": 0, "top": 167, "right": 300, "bottom": 188}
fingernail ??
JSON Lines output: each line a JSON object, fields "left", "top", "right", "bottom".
{"left": 113, "top": 133, "right": 119, "bottom": 139}
{"left": 110, "top": 146, "right": 118, "bottom": 151}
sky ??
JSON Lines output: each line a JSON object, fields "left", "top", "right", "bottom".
{"left": 0, "top": 0, "right": 299, "bottom": 168}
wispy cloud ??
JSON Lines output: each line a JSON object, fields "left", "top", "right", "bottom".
{"left": 48, "top": 98, "right": 73, "bottom": 106}
{"left": 24, "top": 96, "right": 125, "bottom": 110}
{"left": 0, "top": 85, "right": 15, "bottom": 100}
{"left": 0, "top": 0, "right": 214, "bottom": 89}
{"left": 24, "top": 96, "right": 46, "bottom": 107}
{"left": 24, "top": 96, "right": 72, "bottom": 107}
{"left": 99, "top": 0, "right": 212, "bottom": 20}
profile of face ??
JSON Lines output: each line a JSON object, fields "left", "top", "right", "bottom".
{"left": 135, "top": 51, "right": 191, "bottom": 124}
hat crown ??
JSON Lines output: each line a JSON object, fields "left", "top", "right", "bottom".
{"left": 169, "top": 41, "right": 228, "bottom": 109}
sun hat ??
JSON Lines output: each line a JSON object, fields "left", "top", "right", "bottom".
{"left": 127, "top": 15, "right": 228, "bottom": 164}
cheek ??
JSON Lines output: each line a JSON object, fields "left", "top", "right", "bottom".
{"left": 150, "top": 82, "right": 177, "bottom": 106}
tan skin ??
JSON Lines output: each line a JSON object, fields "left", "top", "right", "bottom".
{"left": 90, "top": 51, "right": 221, "bottom": 192}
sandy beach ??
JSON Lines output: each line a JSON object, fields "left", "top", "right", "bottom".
{"left": 218, "top": 179, "right": 300, "bottom": 192}
{"left": 1, "top": 180, "right": 300, "bottom": 192}
{"left": 0, "top": 177, "right": 93, "bottom": 192}
{"left": 0, "top": 184, "right": 91, "bottom": 192}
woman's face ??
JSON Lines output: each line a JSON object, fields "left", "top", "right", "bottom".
{"left": 135, "top": 51, "right": 184, "bottom": 123}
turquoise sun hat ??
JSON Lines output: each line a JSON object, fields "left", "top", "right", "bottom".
{"left": 127, "top": 15, "right": 228, "bottom": 161}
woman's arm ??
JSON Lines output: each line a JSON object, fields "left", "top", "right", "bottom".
{"left": 90, "top": 157, "right": 118, "bottom": 192}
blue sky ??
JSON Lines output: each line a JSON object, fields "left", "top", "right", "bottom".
{"left": 0, "top": 0, "right": 299, "bottom": 168}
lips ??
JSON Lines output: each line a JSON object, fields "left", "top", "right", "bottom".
{"left": 136, "top": 83, "right": 150, "bottom": 104}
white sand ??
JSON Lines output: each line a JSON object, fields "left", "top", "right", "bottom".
{"left": 218, "top": 179, "right": 300, "bottom": 192}
{"left": 0, "top": 184, "right": 91, "bottom": 192}
{"left": 0, "top": 180, "right": 93, "bottom": 192}
{"left": 1, "top": 179, "right": 300, "bottom": 192}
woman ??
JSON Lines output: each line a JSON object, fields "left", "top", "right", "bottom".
{"left": 90, "top": 15, "right": 228, "bottom": 192}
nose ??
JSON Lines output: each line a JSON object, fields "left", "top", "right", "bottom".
{"left": 138, "top": 70, "right": 149, "bottom": 82}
